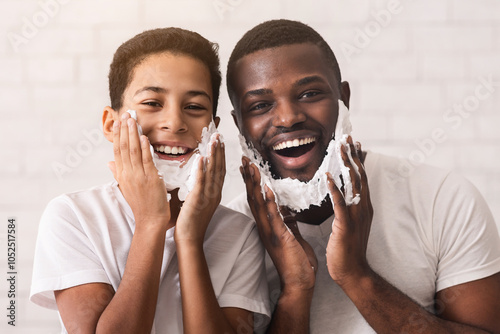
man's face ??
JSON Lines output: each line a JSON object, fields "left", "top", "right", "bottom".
{"left": 119, "top": 52, "right": 215, "bottom": 163}
{"left": 232, "top": 43, "right": 346, "bottom": 181}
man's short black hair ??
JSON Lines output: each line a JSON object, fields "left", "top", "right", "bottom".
{"left": 109, "top": 27, "right": 221, "bottom": 116}
{"left": 226, "top": 19, "right": 342, "bottom": 106}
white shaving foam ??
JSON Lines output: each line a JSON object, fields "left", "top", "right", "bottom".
{"left": 239, "top": 100, "right": 360, "bottom": 212}
{"left": 126, "top": 110, "right": 220, "bottom": 201}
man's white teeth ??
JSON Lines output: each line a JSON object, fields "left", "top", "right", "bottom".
{"left": 155, "top": 145, "right": 186, "bottom": 155}
{"left": 272, "top": 137, "right": 316, "bottom": 151}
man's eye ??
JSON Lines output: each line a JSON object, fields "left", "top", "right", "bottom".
{"left": 143, "top": 101, "right": 162, "bottom": 107}
{"left": 301, "top": 91, "right": 320, "bottom": 99}
{"left": 250, "top": 103, "right": 270, "bottom": 111}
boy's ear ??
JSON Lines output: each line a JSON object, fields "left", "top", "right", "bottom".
{"left": 214, "top": 116, "right": 221, "bottom": 128}
{"left": 102, "top": 106, "right": 118, "bottom": 143}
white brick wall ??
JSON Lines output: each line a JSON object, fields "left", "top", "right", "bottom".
{"left": 1, "top": 1, "right": 499, "bottom": 332}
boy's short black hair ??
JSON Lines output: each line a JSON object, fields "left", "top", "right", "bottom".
{"left": 226, "top": 19, "right": 342, "bottom": 105}
{"left": 109, "top": 27, "right": 221, "bottom": 116}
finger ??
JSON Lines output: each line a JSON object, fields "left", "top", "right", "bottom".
{"left": 127, "top": 118, "right": 143, "bottom": 173}
{"left": 216, "top": 136, "right": 226, "bottom": 188}
{"left": 263, "top": 184, "right": 291, "bottom": 241}
{"left": 341, "top": 140, "right": 361, "bottom": 198}
{"left": 326, "top": 172, "right": 350, "bottom": 229}
{"left": 112, "top": 120, "right": 122, "bottom": 174}
{"left": 120, "top": 113, "right": 132, "bottom": 170}
{"left": 140, "top": 135, "right": 157, "bottom": 176}
{"left": 241, "top": 158, "right": 272, "bottom": 239}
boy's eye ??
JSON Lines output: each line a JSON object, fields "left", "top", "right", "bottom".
{"left": 142, "top": 101, "right": 162, "bottom": 107}
{"left": 185, "top": 105, "right": 204, "bottom": 110}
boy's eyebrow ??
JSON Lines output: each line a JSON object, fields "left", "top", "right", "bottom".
{"left": 294, "top": 75, "right": 325, "bottom": 87}
{"left": 186, "top": 90, "right": 212, "bottom": 102}
{"left": 134, "top": 87, "right": 211, "bottom": 101}
{"left": 243, "top": 88, "right": 273, "bottom": 99}
{"left": 134, "top": 86, "right": 167, "bottom": 96}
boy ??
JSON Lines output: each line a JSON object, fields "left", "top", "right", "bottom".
{"left": 30, "top": 27, "right": 270, "bottom": 333}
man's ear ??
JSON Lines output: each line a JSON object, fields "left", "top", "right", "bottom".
{"left": 102, "top": 106, "right": 118, "bottom": 143}
{"left": 214, "top": 116, "right": 221, "bottom": 128}
{"left": 230, "top": 110, "right": 240, "bottom": 131}
{"left": 340, "top": 81, "right": 351, "bottom": 109}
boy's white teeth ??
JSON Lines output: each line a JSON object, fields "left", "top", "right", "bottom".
{"left": 155, "top": 145, "right": 186, "bottom": 155}
{"left": 272, "top": 137, "right": 316, "bottom": 151}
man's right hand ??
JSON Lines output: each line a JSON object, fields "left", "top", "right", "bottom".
{"left": 240, "top": 156, "right": 317, "bottom": 297}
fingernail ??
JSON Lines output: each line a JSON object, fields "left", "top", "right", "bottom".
{"left": 113, "top": 121, "right": 120, "bottom": 130}
{"left": 249, "top": 165, "right": 255, "bottom": 177}
{"left": 356, "top": 142, "right": 361, "bottom": 151}
{"left": 127, "top": 118, "right": 134, "bottom": 127}
{"left": 121, "top": 113, "right": 128, "bottom": 120}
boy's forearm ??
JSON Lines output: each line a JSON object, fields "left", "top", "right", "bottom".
{"left": 176, "top": 240, "right": 238, "bottom": 334}
{"left": 96, "top": 224, "right": 166, "bottom": 334}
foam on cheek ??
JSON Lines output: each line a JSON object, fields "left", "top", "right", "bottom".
{"left": 126, "top": 110, "right": 221, "bottom": 201}
{"left": 239, "top": 100, "right": 360, "bottom": 212}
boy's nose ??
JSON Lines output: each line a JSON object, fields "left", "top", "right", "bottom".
{"left": 159, "top": 108, "right": 188, "bottom": 133}
{"left": 272, "top": 101, "right": 306, "bottom": 128}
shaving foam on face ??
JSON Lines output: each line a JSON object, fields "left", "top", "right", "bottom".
{"left": 239, "top": 100, "right": 360, "bottom": 212}
{"left": 126, "top": 110, "right": 221, "bottom": 201}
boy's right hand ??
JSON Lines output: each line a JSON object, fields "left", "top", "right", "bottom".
{"left": 108, "top": 112, "right": 172, "bottom": 232}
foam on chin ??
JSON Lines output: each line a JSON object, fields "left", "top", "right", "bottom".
{"left": 239, "top": 100, "right": 360, "bottom": 212}
{"left": 126, "top": 110, "right": 220, "bottom": 201}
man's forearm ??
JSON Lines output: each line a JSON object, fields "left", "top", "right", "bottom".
{"left": 266, "top": 288, "right": 313, "bottom": 334}
{"left": 342, "top": 269, "right": 490, "bottom": 334}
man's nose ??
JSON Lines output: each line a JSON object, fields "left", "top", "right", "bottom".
{"left": 271, "top": 100, "right": 306, "bottom": 128}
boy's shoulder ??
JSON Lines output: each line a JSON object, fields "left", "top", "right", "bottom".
{"left": 206, "top": 204, "right": 256, "bottom": 239}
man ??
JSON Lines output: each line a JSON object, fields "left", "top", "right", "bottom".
{"left": 226, "top": 19, "right": 500, "bottom": 333}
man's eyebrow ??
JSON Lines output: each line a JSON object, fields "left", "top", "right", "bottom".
{"left": 243, "top": 88, "right": 273, "bottom": 99}
{"left": 294, "top": 75, "right": 326, "bottom": 87}
{"left": 134, "top": 86, "right": 167, "bottom": 96}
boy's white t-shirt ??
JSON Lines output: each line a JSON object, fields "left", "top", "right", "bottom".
{"left": 30, "top": 181, "right": 271, "bottom": 333}
{"left": 228, "top": 152, "right": 500, "bottom": 333}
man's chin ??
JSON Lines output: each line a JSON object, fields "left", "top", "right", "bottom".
{"left": 270, "top": 167, "right": 318, "bottom": 182}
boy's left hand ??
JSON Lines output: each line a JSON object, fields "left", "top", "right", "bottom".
{"left": 174, "top": 134, "right": 225, "bottom": 245}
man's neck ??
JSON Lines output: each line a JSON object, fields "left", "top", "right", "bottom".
{"left": 291, "top": 150, "right": 367, "bottom": 225}
{"left": 293, "top": 197, "right": 333, "bottom": 225}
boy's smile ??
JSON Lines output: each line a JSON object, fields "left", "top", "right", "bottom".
{"left": 104, "top": 52, "right": 216, "bottom": 163}
{"left": 231, "top": 43, "right": 348, "bottom": 181}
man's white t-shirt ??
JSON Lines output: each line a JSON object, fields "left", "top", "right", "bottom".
{"left": 30, "top": 181, "right": 271, "bottom": 333}
{"left": 228, "top": 152, "right": 500, "bottom": 333}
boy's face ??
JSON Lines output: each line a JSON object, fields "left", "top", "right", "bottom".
{"left": 231, "top": 43, "right": 347, "bottom": 182}
{"left": 104, "top": 52, "right": 216, "bottom": 163}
